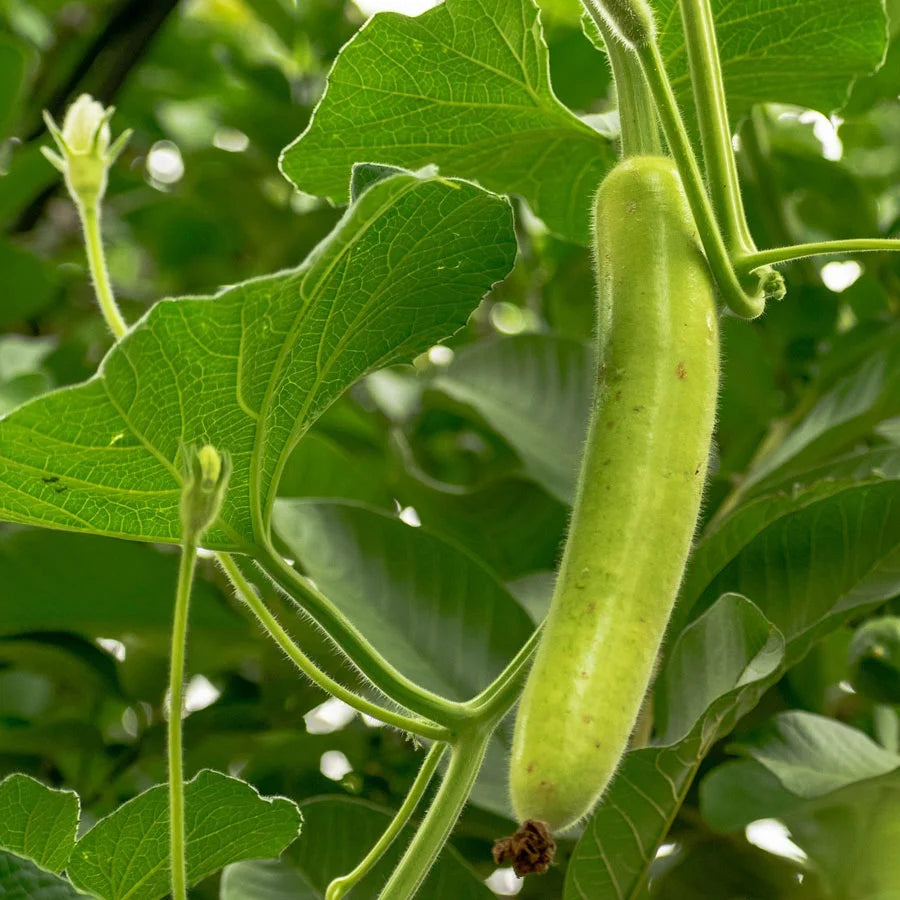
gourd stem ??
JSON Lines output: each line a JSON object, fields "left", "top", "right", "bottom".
{"left": 677, "top": 0, "right": 755, "bottom": 255}
{"left": 77, "top": 199, "right": 128, "bottom": 338}
{"left": 736, "top": 239, "right": 900, "bottom": 273}
{"left": 167, "top": 537, "right": 197, "bottom": 900}
{"left": 586, "top": 7, "right": 662, "bottom": 157}
{"left": 467, "top": 625, "right": 542, "bottom": 717}
{"left": 218, "top": 552, "right": 451, "bottom": 742}
{"left": 326, "top": 742, "right": 447, "bottom": 900}
{"left": 633, "top": 39, "right": 765, "bottom": 318}
{"left": 257, "top": 542, "right": 471, "bottom": 728}
{"left": 378, "top": 727, "right": 492, "bottom": 899}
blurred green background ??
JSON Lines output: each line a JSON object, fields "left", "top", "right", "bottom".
{"left": 1, "top": 0, "right": 899, "bottom": 897}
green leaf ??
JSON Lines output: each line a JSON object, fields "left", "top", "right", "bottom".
{"left": 0, "top": 775, "right": 79, "bottom": 874}
{"left": 847, "top": 615, "right": 900, "bottom": 703}
{"left": 280, "top": 0, "right": 616, "bottom": 244}
{"left": 221, "top": 859, "right": 317, "bottom": 899}
{"left": 0, "top": 852, "right": 84, "bottom": 900}
{"left": 564, "top": 594, "right": 784, "bottom": 899}
{"left": 0, "top": 530, "right": 241, "bottom": 637}
{"left": 0, "top": 169, "right": 515, "bottom": 549}
{"left": 398, "top": 473, "right": 568, "bottom": 580}
{"left": 700, "top": 713, "right": 900, "bottom": 897}
{"left": 655, "top": 0, "right": 888, "bottom": 127}
{"left": 739, "top": 323, "right": 900, "bottom": 494}
{"left": 680, "top": 449, "right": 900, "bottom": 655}
{"left": 277, "top": 432, "right": 393, "bottom": 508}
{"left": 433, "top": 334, "right": 593, "bottom": 503}
{"left": 67, "top": 770, "right": 301, "bottom": 900}
{"left": 735, "top": 711, "right": 900, "bottom": 798}
{"left": 283, "top": 0, "right": 885, "bottom": 246}
{"left": 291, "top": 796, "right": 493, "bottom": 898}
{"left": 655, "top": 594, "right": 784, "bottom": 746}
{"left": 272, "top": 499, "right": 534, "bottom": 699}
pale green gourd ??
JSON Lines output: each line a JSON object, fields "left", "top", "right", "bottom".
{"left": 509, "top": 156, "right": 719, "bottom": 832}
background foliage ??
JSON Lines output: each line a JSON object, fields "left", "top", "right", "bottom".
{"left": 0, "top": 0, "right": 899, "bottom": 896}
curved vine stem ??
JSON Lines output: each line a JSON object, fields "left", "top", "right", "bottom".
{"left": 167, "top": 537, "right": 196, "bottom": 900}
{"left": 218, "top": 552, "right": 451, "bottom": 742}
{"left": 257, "top": 542, "right": 471, "bottom": 728}
{"left": 326, "top": 742, "right": 447, "bottom": 899}
{"left": 677, "top": 0, "right": 756, "bottom": 257}
{"left": 736, "top": 239, "right": 900, "bottom": 273}
{"left": 378, "top": 726, "right": 493, "bottom": 899}
{"left": 633, "top": 39, "right": 767, "bottom": 318}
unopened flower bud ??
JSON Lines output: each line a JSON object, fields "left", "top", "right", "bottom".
{"left": 62, "top": 94, "right": 111, "bottom": 155}
{"left": 41, "top": 93, "right": 132, "bottom": 207}
{"left": 180, "top": 444, "right": 231, "bottom": 542}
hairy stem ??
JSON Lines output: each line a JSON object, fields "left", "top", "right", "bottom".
{"left": 677, "top": 0, "right": 755, "bottom": 255}
{"left": 587, "top": 7, "right": 662, "bottom": 157}
{"left": 258, "top": 543, "right": 470, "bottom": 728}
{"left": 77, "top": 200, "right": 128, "bottom": 338}
{"left": 327, "top": 742, "right": 447, "bottom": 899}
{"left": 736, "top": 239, "right": 900, "bottom": 273}
{"left": 378, "top": 727, "right": 492, "bottom": 899}
{"left": 167, "top": 538, "right": 197, "bottom": 900}
{"left": 218, "top": 552, "right": 451, "bottom": 741}
{"left": 633, "top": 39, "right": 766, "bottom": 318}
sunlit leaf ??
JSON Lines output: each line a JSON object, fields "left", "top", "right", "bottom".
{"left": 0, "top": 169, "right": 515, "bottom": 549}
{"left": 67, "top": 770, "right": 301, "bottom": 900}
{"left": 0, "top": 775, "right": 78, "bottom": 874}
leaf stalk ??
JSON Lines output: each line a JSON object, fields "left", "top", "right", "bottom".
{"left": 219, "top": 552, "right": 452, "bottom": 742}
{"left": 377, "top": 725, "right": 494, "bottom": 899}
{"left": 257, "top": 542, "right": 472, "bottom": 728}
{"left": 326, "top": 742, "right": 447, "bottom": 899}
{"left": 736, "top": 239, "right": 900, "bottom": 273}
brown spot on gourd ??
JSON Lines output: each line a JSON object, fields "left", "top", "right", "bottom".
{"left": 676, "top": 361, "right": 687, "bottom": 379}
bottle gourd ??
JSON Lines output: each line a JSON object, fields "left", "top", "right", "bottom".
{"left": 509, "top": 156, "right": 720, "bottom": 833}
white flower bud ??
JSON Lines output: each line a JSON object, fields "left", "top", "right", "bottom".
{"left": 41, "top": 93, "right": 132, "bottom": 207}
{"left": 61, "top": 94, "right": 111, "bottom": 155}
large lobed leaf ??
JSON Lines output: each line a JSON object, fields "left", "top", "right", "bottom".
{"left": 0, "top": 169, "right": 516, "bottom": 550}
{"left": 68, "top": 770, "right": 301, "bottom": 900}
{"left": 283, "top": 0, "right": 886, "bottom": 244}
{"left": 0, "top": 770, "right": 300, "bottom": 900}
{"left": 281, "top": 0, "right": 615, "bottom": 244}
